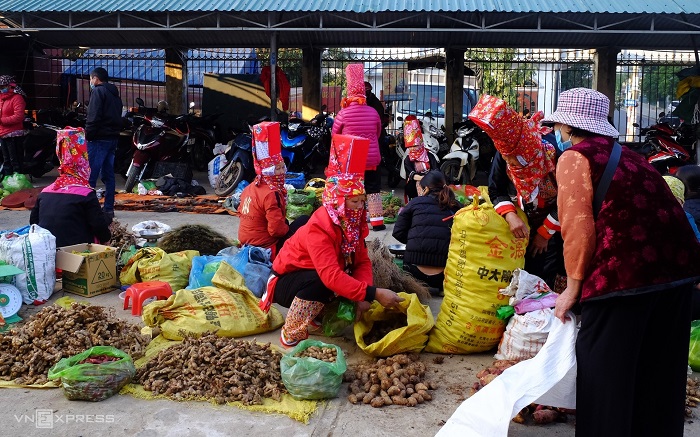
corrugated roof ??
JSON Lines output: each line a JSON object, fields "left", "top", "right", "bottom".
{"left": 3, "top": 0, "right": 700, "bottom": 14}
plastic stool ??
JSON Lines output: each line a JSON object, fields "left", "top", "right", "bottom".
{"left": 123, "top": 281, "right": 173, "bottom": 316}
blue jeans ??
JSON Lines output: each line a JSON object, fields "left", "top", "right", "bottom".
{"left": 88, "top": 138, "right": 117, "bottom": 212}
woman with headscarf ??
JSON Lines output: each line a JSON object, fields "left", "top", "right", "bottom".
{"left": 0, "top": 75, "right": 27, "bottom": 176}
{"left": 549, "top": 88, "right": 700, "bottom": 437}
{"left": 402, "top": 115, "right": 439, "bottom": 200}
{"left": 331, "top": 64, "right": 385, "bottom": 231}
{"left": 237, "top": 121, "right": 307, "bottom": 259}
{"left": 30, "top": 128, "right": 111, "bottom": 247}
{"left": 259, "top": 134, "right": 403, "bottom": 348}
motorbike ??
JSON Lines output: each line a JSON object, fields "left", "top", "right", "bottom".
{"left": 124, "top": 107, "right": 192, "bottom": 193}
{"left": 214, "top": 121, "right": 255, "bottom": 197}
{"left": 280, "top": 111, "right": 333, "bottom": 174}
{"left": 186, "top": 110, "right": 223, "bottom": 172}
{"left": 440, "top": 119, "right": 495, "bottom": 185}
{"left": 390, "top": 116, "right": 440, "bottom": 182}
{"left": 631, "top": 118, "right": 693, "bottom": 174}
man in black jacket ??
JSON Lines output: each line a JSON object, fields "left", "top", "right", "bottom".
{"left": 86, "top": 67, "right": 123, "bottom": 220}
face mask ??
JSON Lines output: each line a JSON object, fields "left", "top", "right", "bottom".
{"left": 0, "top": 88, "right": 8, "bottom": 94}
{"left": 555, "top": 127, "right": 572, "bottom": 151}
{"left": 89, "top": 83, "right": 95, "bottom": 91}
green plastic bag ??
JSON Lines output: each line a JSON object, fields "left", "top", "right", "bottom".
{"left": 1, "top": 173, "right": 33, "bottom": 194}
{"left": 286, "top": 203, "right": 314, "bottom": 221}
{"left": 689, "top": 320, "right": 700, "bottom": 371}
{"left": 322, "top": 298, "right": 356, "bottom": 337}
{"left": 280, "top": 339, "right": 347, "bottom": 400}
{"left": 48, "top": 346, "right": 135, "bottom": 401}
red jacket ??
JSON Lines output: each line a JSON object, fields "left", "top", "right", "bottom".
{"left": 237, "top": 182, "right": 289, "bottom": 251}
{"left": 272, "top": 207, "right": 375, "bottom": 302}
{"left": 331, "top": 102, "right": 382, "bottom": 169}
{"left": 0, "top": 92, "right": 26, "bottom": 138}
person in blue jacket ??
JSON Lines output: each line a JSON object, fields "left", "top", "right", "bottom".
{"left": 392, "top": 170, "right": 461, "bottom": 296}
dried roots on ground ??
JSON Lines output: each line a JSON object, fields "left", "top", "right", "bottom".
{"left": 0, "top": 303, "right": 150, "bottom": 385}
{"left": 135, "top": 333, "right": 286, "bottom": 405}
{"left": 108, "top": 219, "right": 138, "bottom": 250}
{"left": 344, "top": 353, "right": 437, "bottom": 408}
{"left": 157, "top": 224, "right": 233, "bottom": 255}
{"left": 687, "top": 377, "right": 700, "bottom": 417}
{"left": 367, "top": 239, "right": 430, "bottom": 303}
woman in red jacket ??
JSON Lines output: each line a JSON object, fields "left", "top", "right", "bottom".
{"left": 237, "top": 122, "right": 308, "bottom": 259}
{"left": 331, "top": 64, "right": 385, "bottom": 230}
{"left": 0, "top": 75, "right": 27, "bottom": 176}
{"left": 260, "top": 134, "right": 403, "bottom": 348}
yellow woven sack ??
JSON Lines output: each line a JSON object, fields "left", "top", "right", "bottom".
{"left": 425, "top": 186, "right": 528, "bottom": 354}
{"left": 354, "top": 292, "right": 435, "bottom": 357}
{"left": 119, "top": 247, "right": 199, "bottom": 292}
{"left": 142, "top": 261, "right": 284, "bottom": 340}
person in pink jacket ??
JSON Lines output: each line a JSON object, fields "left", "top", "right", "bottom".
{"left": 331, "top": 64, "right": 385, "bottom": 231}
{"left": 0, "top": 75, "right": 27, "bottom": 176}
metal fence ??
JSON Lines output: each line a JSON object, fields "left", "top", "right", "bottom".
{"left": 20, "top": 47, "right": 697, "bottom": 142}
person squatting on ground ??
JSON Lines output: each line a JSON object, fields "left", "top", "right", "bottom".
{"left": 259, "top": 134, "right": 404, "bottom": 348}
{"left": 85, "top": 67, "right": 123, "bottom": 221}
{"left": 30, "top": 128, "right": 111, "bottom": 247}
{"left": 402, "top": 115, "right": 439, "bottom": 201}
{"left": 0, "top": 75, "right": 27, "bottom": 177}
{"left": 392, "top": 170, "right": 461, "bottom": 296}
{"left": 332, "top": 64, "right": 386, "bottom": 231}
{"left": 471, "top": 96, "right": 565, "bottom": 291}
{"left": 237, "top": 121, "right": 308, "bottom": 260}
{"left": 549, "top": 87, "right": 700, "bottom": 437}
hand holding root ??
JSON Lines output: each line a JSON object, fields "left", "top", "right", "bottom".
{"left": 375, "top": 288, "right": 405, "bottom": 309}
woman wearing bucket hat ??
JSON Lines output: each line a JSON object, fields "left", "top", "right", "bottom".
{"left": 470, "top": 95, "right": 565, "bottom": 291}
{"left": 331, "top": 64, "right": 386, "bottom": 231}
{"left": 259, "top": 134, "right": 403, "bottom": 348}
{"left": 549, "top": 87, "right": 700, "bottom": 437}
{"left": 0, "top": 75, "right": 28, "bottom": 177}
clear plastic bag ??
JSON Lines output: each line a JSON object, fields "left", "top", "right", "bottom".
{"left": 280, "top": 339, "right": 347, "bottom": 400}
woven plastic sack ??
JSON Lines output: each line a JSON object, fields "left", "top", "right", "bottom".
{"left": 281, "top": 339, "right": 347, "bottom": 400}
{"left": 425, "top": 186, "right": 528, "bottom": 354}
{"left": 354, "top": 292, "right": 434, "bottom": 357}
{"left": 48, "top": 346, "right": 135, "bottom": 401}
{"left": 0, "top": 224, "right": 56, "bottom": 304}
{"left": 119, "top": 247, "right": 198, "bottom": 292}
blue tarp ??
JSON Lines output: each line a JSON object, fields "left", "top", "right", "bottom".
{"left": 62, "top": 48, "right": 260, "bottom": 86}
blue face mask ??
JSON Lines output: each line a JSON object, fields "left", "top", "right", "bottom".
{"left": 0, "top": 88, "right": 8, "bottom": 94}
{"left": 89, "top": 83, "right": 95, "bottom": 91}
{"left": 555, "top": 127, "right": 572, "bottom": 151}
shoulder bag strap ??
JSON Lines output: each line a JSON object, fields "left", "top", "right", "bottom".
{"left": 593, "top": 141, "right": 622, "bottom": 218}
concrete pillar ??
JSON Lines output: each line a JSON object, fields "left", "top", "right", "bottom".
{"left": 165, "top": 48, "right": 187, "bottom": 115}
{"left": 592, "top": 47, "right": 620, "bottom": 120}
{"left": 302, "top": 47, "right": 323, "bottom": 120}
{"left": 445, "top": 49, "right": 465, "bottom": 143}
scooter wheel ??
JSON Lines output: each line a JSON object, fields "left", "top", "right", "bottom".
{"left": 215, "top": 160, "right": 245, "bottom": 197}
{"left": 440, "top": 158, "right": 469, "bottom": 185}
{"left": 124, "top": 165, "right": 141, "bottom": 193}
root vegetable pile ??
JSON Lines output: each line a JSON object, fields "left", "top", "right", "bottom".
{"left": 0, "top": 303, "right": 150, "bottom": 385}
{"left": 363, "top": 314, "right": 408, "bottom": 345}
{"left": 687, "top": 377, "right": 700, "bottom": 417}
{"left": 344, "top": 354, "right": 436, "bottom": 408}
{"left": 108, "top": 219, "right": 138, "bottom": 250}
{"left": 135, "top": 334, "right": 286, "bottom": 405}
{"left": 470, "top": 359, "right": 519, "bottom": 394}
{"left": 296, "top": 346, "right": 337, "bottom": 362}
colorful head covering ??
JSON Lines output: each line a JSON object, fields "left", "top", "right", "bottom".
{"left": 403, "top": 115, "right": 430, "bottom": 173}
{"left": 469, "top": 95, "right": 557, "bottom": 205}
{"left": 0, "top": 75, "right": 27, "bottom": 98}
{"left": 323, "top": 134, "right": 369, "bottom": 258}
{"left": 341, "top": 64, "right": 367, "bottom": 109}
{"left": 664, "top": 175, "right": 685, "bottom": 205}
{"left": 541, "top": 87, "right": 619, "bottom": 138}
{"left": 53, "top": 127, "right": 91, "bottom": 190}
{"left": 252, "top": 122, "right": 287, "bottom": 197}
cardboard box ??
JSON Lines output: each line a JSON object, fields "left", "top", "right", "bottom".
{"left": 55, "top": 244, "right": 118, "bottom": 297}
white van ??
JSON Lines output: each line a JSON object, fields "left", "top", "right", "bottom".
{"left": 387, "top": 68, "right": 479, "bottom": 131}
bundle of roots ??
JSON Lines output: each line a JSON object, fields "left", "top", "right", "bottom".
{"left": 367, "top": 239, "right": 430, "bottom": 303}
{"left": 157, "top": 224, "right": 233, "bottom": 255}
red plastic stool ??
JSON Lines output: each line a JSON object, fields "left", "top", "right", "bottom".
{"left": 123, "top": 281, "right": 173, "bottom": 316}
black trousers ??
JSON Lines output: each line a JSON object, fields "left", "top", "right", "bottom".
{"left": 0, "top": 136, "right": 23, "bottom": 175}
{"left": 273, "top": 270, "right": 334, "bottom": 308}
{"left": 364, "top": 169, "right": 381, "bottom": 195}
{"left": 403, "top": 262, "right": 444, "bottom": 290}
{"left": 275, "top": 215, "right": 310, "bottom": 253}
{"left": 575, "top": 284, "right": 691, "bottom": 437}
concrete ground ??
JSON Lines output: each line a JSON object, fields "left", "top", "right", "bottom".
{"left": 0, "top": 170, "right": 699, "bottom": 436}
